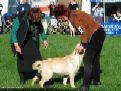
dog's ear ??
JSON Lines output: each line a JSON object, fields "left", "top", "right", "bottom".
{"left": 37, "top": 64, "right": 41, "bottom": 67}
{"left": 74, "top": 48, "right": 85, "bottom": 55}
{"left": 74, "top": 48, "right": 79, "bottom": 55}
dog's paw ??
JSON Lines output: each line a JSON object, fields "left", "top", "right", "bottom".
{"left": 63, "top": 82, "right": 67, "bottom": 86}
{"left": 39, "top": 81, "right": 44, "bottom": 88}
{"left": 31, "top": 82, "right": 35, "bottom": 86}
{"left": 71, "top": 85, "right": 76, "bottom": 88}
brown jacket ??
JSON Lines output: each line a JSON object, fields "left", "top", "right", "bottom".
{"left": 69, "top": 10, "right": 100, "bottom": 44}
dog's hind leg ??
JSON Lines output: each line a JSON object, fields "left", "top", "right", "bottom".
{"left": 63, "top": 75, "right": 68, "bottom": 86}
{"left": 69, "top": 73, "right": 76, "bottom": 88}
{"left": 39, "top": 72, "right": 53, "bottom": 88}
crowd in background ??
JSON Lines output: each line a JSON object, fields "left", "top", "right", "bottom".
{"left": 0, "top": 0, "right": 79, "bottom": 35}
{"left": 0, "top": 0, "right": 121, "bottom": 35}
{"left": 91, "top": 3, "right": 121, "bottom": 23}
{"left": 108, "top": 8, "right": 121, "bottom": 22}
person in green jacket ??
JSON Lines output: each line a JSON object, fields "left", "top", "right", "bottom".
{"left": 10, "top": 8, "right": 48, "bottom": 84}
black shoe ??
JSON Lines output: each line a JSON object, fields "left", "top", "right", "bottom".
{"left": 20, "top": 79, "right": 26, "bottom": 85}
{"left": 92, "top": 81, "right": 101, "bottom": 85}
{"left": 78, "top": 85, "right": 89, "bottom": 91}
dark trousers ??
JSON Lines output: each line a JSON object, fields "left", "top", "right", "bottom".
{"left": 82, "top": 27, "right": 105, "bottom": 86}
{"left": 18, "top": 71, "right": 41, "bottom": 82}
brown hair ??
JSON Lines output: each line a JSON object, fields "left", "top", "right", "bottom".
{"left": 28, "top": 8, "right": 42, "bottom": 23}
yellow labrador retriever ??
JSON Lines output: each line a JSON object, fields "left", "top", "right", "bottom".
{"left": 32, "top": 43, "right": 85, "bottom": 88}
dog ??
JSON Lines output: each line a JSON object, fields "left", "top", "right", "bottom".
{"left": 68, "top": 20, "right": 76, "bottom": 37}
{"left": 32, "top": 43, "right": 85, "bottom": 88}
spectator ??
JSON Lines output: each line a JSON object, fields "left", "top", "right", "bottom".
{"left": 4, "top": 13, "right": 13, "bottom": 33}
{"left": 68, "top": 0, "right": 79, "bottom": 10}
{"left": 68, "top": 10, "right": 105, "bottom": 91}
{"left": 113, "top": 9, "right": 121, "bottom": 22}
{"left": 10, "top": 8, "right": 48, "bottom": 85}
{"left": 92, "top": 3, "right": 104, "bottom": 23}
{"left": 49, "top": 0, "right": 55, "bottom": 17}
{"left": 16, "top": 0, "right": 30, "bottom": 14}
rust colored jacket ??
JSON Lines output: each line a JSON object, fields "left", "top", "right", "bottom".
{"left": 69, "top": 10, "right": 100, "bottom": 44}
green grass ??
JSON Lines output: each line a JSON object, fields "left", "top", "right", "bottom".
{"left": 0, "top": 34, "right": 121, "bottom": 91}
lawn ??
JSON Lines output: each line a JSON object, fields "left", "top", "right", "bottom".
{"left": 0, "top": 34, "right": 121, "bottom": 91}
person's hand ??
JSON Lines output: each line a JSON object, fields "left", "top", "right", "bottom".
{"left": 14, "top": 43, "right": 22, "bottom": 54}
{"left": 44, "top": 40, "right": 48, "bottom": 49}
{"left": 95, "top": 5, "right": 98, "bottom": 8}
{"left": 78, "top": 44, "right": 84, "bottom": 52}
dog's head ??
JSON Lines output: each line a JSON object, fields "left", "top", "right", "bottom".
{"left": 32, "top": 60, "right": 42, "bottom": 70}
{"left": 73, "top": 43, "right": 85, "bottom": 55}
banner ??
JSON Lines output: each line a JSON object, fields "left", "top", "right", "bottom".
{"left": 101, "top": 22, "right": 121, "bottom": 35}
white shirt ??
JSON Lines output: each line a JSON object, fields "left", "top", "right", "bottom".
{"left": 92, "top": 6, "right": 104, "bottom": 17}
{"left": 113, "top": 14, "right": 121, "bottom": 22}
{"left": 0, "top": 7, "right": 2, "bottom": 11}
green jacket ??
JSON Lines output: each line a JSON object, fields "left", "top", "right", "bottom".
{"left": 10, "top": 16, "right": 47, "bottom": 44}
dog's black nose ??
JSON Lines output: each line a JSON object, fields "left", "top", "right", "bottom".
{"left": 79, "top": 49, "right": 84, "bottom": 55}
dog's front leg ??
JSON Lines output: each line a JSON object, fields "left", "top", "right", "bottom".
{"left": 32, "top": 76, "right": 39, "bottom": 85}
{"left": 39, "top": 80, "right": 44, "bottom": 88}
{"left": 39, "top": 72, "right": 53, "bottom": 88}
{"left": 69, "top": 73, "right": 76, "bottom": 88}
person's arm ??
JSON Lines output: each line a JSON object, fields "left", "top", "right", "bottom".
{"left": 80, "top": 32, "right": 88, "bottom": 48}
{"left": 75, "top": 4, "right": 79, "bottom": 10}
{"left": 37, "top": 21, "right": 47, "bottom": 40}
{"left": 41, "top": 31, "right": 47, "bottom": 41}
{"left": 10, "top": 16, "right": 20, "bottom": 43}
{"left": 10, "top": 16, "right": 22, "bottom": 54}
{"left": 41, "top": 31, "right": 48, "bottom": 49}
{"left": 92, "top": 5, "right": 98, "bottom": 11}
{"left": 38, "top": 21, "right": 48, "bottom": 48}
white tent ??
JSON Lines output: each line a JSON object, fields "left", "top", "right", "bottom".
{"left": 0, "top": 0, "right": 8, "bottom": 15}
